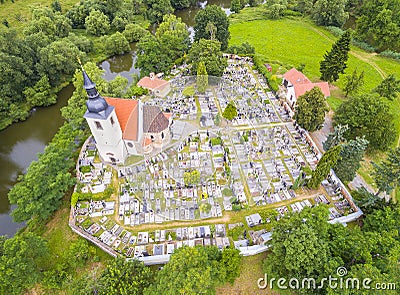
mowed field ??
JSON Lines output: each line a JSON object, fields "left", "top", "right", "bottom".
{"left": 0, "top": 0, "right": 79, "bottom": 32}
{"left": 229, "top": 13, "right": 400, "bottom": 148}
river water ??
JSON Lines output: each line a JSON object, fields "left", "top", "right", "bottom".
{"left": 0, "top": 0, "right": 231, "bottom": 236}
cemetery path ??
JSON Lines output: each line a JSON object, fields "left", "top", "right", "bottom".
{"left": 121, "top": 192, "right": 321, "bottom": 232}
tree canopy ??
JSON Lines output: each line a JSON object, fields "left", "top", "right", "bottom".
{"left": 222, "top": 102, "right": 238, "bottom": 121}
{"left": 372, "top": 147, "right": 400, "bottom": 196}
{"left": 145, "top": 246, "right": 241, "bottom": 295}
{"left": 197, "top": 61, "right": 208, "bottom": 93}
{"left": 308, "top": 145, "right": 341, "bottom": 189}
{"left": 194, "top": 5, "right": 230, "bottom": 50}
{"left": 294, "top": 86, "right": 328, "bottom": 132}
{"left": 320, "top": 31, "right": 351, "bottom": 82}
{"left": 188, "top": 39, "right": 227, "bottom": 77}
{"left": 372, "top": 74, "right": 400, "bottom": 101}
{"left": 333, "top": 93, "right": 396, "bottom": 151}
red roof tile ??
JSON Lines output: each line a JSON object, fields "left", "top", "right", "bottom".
{"left": 283, "top": 68, "right": 310, "bottom": 85}
{"left": 104, "top": 97, "right": 139, "bottom": 141}
{"left": 294, "top": 82, "right": 330, "bottom": 98}
{"left": 137, "top": 77, "right": 169, "bottom": 91}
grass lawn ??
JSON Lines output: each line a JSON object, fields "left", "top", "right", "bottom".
{"left": 217, "top": 252, "right": 282, "bottom": 295}
{"left": 0, "top": 0, "right": 79, "bottom": 33}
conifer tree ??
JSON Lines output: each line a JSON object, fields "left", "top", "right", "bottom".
{"left": 323, "top": 124, "right": 348, "bottom": 151}
{"left": 334, "top": 137, "right": 368, "bottom": 182}
{"left": 197, "top": 61, "right": 208, "bottom": 93}
{"left": 320, "top": 31, "right": 351, "bottom": 82}
{"left": 308, "top": 145, "right": 341, "bottom": 189}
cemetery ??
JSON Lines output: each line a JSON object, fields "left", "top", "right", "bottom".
{"left": 71, "top": 55, "right": 362, "bottom": 259}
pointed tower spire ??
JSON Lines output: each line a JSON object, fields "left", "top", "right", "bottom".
{"left": 82, "top": 70, "right": 110, "bottom": 117}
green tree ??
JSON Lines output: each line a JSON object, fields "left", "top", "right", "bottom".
{"left": 104, "top": 32, "right": 131, "bottom": 55}
{"left": 197, "top": 61, "right": 208, "bottom": 93}
{"left": 352, "top": 187, "right": 392, "bottom": 214}
{"left": 372, "top": 147, "right": 400, "bottom": 196}
{"left": 334, "top": 93, "right": 396, "bottom": 151}
{"left": 170, "top": 0, "right": 190, "bottom": 10}
{"left": 23, "top": 75, "right": 57, "bottom": 107}
{"left": 183, "top": 170, "right": 201, "bottom": 186}
{"left": 99, "top": 258, "right": 153, "bottom": 295}
{"left": 188, "top": 38, "right": 227, "bottom": 77}
{"left": 312, "top": 0, "right": 348, "bottom": 26}
{"left": 372, "top": 74, "right": 400, "bottom": 101}
{"left": 54, "top": 12, "right": 72, "bottom": 38}
{"left": 230, "top": 0, "right": 241, "bottom": 13}
{"left": 136, "top": 34, "right": 171, "bottom": 77}
{"left": 144, "top": 0, "right": 174, "bottom": 24}
{"left": 320, "top": 31, "right": 351, "bottom": 82}
{"left": 294, "top": 86, "right": 328, "bottom": 132}
{"left": 323, "top": 124, "right": 348, "bottom": 151}
{"left": 355, "top": 0, "right": 400, "bottom": 51}
{"left": 85, "top": 10, "right": 110, "bottom": 36}
{"left": 126, "top": 85, "right": 149, "bottom": 98}
{"left": 194, "top": 5, "right": 230, "bottom": 50}
{"left": 220, "top": 248, "right": 241, "bottom": 284}
{"left": 334, "top": 137, "right": 369, "bottom": 182}
{"left": 23, "top": 15, "right": 56, "bottom": 37}
{"left": 0, "top": 233, "right": 48, "bottom": 294}
{"left": 66, "top": 32, "right": 93, "bottom": 53}
{"left": 145, "top": 246, "right": 225, "bottom": 295}
{"left": 343, "top": 68, "right": 365, "bottom": 97}
{"left": 36, "top": 39, "right": 83, "bottom": 86}
{"left": 123, "top": 23, "right": 149, "bottom": 43}
{"left": 156, "top": 14, "right": 190, "bottom": 62}
{"left": 308, "top": 145, "right": 341, "bottom": 189}
{"left": 51, "top": 0, "right": 62, "bottom": 12}
{"left": 105, "top": 75, "right": 129, "bottom": 97}
{"left": 222, "top": 102, "right": 238, "bottom": 121}
{"left": 263, "top": 206, "right": 336, "bottom": 286}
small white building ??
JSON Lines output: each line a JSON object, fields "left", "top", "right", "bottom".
{"left": 282, "top": 68, "right": 330, "bottom": 116}
{"left": 82, "top": 71, "right": 172, "bottom": 164}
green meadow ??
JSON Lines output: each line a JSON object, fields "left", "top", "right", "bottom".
{"left": 229, "top": 10, "right": 400, "bottom": 147}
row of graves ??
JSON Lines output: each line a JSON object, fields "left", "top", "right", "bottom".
{"left": 77, "top": 138, "right": 113, "bottom": 194}
{"left": 218, "top": 59, "right": 281, "bottom": 126}
{"left": 114, "top": 131, "right": 233, "bottom": 226}
{"left": 228, "top": 123, "right": 319, "bottom": 205}
{"left": 78, "top": 214, "right": 230, "bottom": 257}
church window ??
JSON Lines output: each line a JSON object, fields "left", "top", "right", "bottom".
{"left": 127, "top": 142, "right": 133, "bottom": 148}
{"left": 161, "top": 132, "right": 164, "bottom": 139}
{"left": 110, "top": 116, "right": 115, "bottom": 126}
{"left": 95, "top": 121, "right": 103, "bottom": 130}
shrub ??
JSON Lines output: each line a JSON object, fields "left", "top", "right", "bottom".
{"left": 351, "top": 39, "right": 376, "bottom": 53}
{"left": 379, "top": 50, "right": 400, "bottom": 61}
{"left": 325, "top": 26, "right": 344, "bottom": 37}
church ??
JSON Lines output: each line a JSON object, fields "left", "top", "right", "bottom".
{"left": 82, "top": 71, "right": 172, "bottom": 164}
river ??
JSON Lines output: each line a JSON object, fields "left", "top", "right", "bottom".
{"left": 0, "top": 0, "right": 231, "bottom": 236}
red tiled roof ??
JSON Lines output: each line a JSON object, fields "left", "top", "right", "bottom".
{"left": 104, "top": 97, "right": 139, "bottom": 141}
{"left": 283, "top": 68, "right": 310, "bottom": 85}
{"left": 294, "top": 82, "right": 330, "bottom": 98}
{"left": 284, "top": 68, "right": 330, "bottom": 98}
{"left": 137, "top": 77, "right": 169, "bottom": 91}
